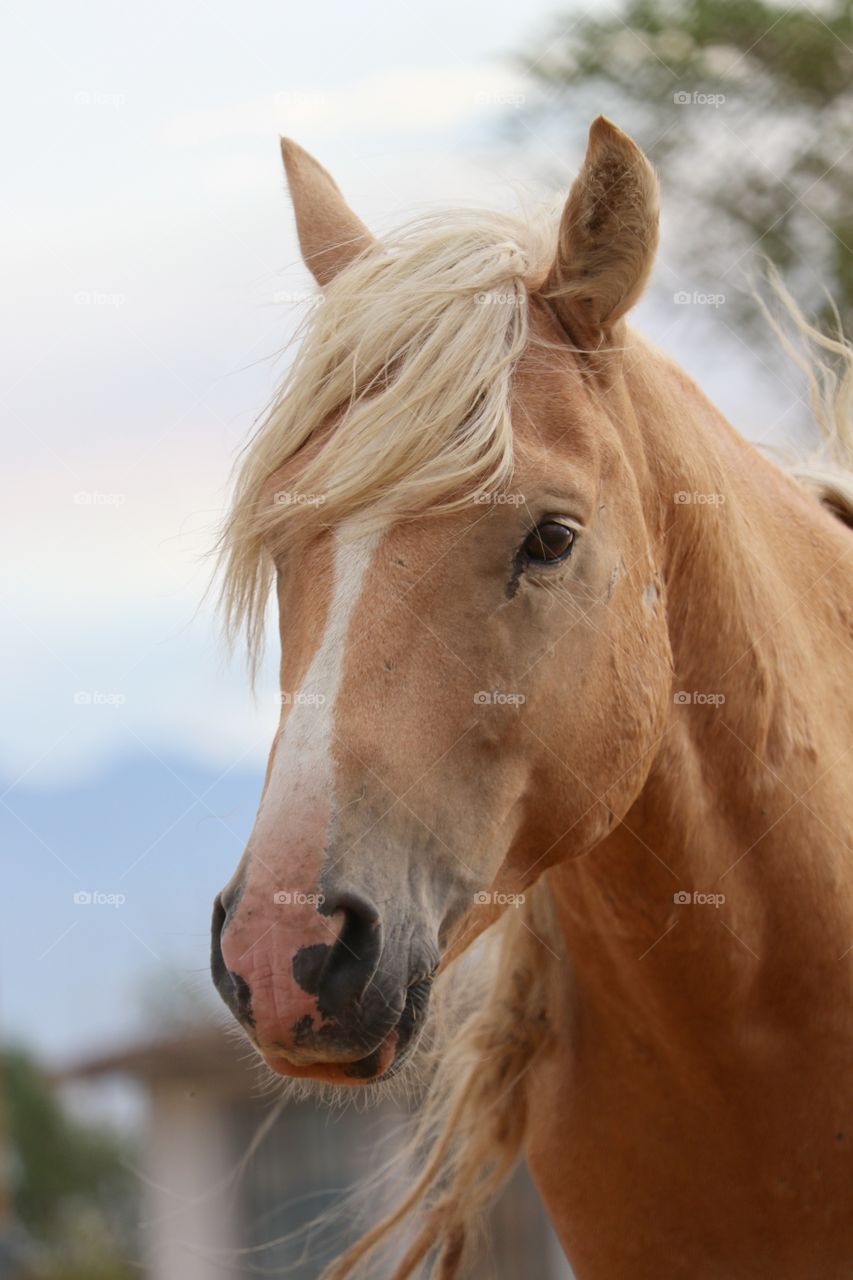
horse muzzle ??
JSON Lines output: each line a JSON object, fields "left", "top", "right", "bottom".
{"left": 210, "top": 883, "right": 437, "bottom": 1084}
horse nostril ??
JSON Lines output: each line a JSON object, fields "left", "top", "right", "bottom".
{"left": 229, "top": 971, "right": 253, "bottom": 1023}
{"left": 210, "top": 894, "right": 228, "bottom": 986}
{"left": 311, "top": 889, "right": 383, "bottom": 1015}
{"left": 210, "top": 892, "right": 254, "bottom": 1026}
{"left": 326, "top": 888, "right": 379, "bottom": 936}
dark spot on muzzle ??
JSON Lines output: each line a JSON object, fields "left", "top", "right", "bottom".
{"left": 292, "top": 888, "right": 383, "bottom": 1021}
{"left": 291, "top": 1014, "right": 316, "bottom": 1046}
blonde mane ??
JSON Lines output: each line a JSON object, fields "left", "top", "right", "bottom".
{"left": 219, "top": 209, "right": 556, "bottom": 669}
{"left": 757, "top": 266, "right": 853, "bottom": 525}
{"left": 217, "top": 205, "right": 853, "bottom": 1279}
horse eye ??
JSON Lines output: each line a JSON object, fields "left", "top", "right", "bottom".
{"left": 522, "top": 521, "right": 575, "bottom": 563}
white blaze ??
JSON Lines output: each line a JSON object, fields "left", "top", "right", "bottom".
{"left": 252, "top": 524, "right": 381, "bottom": 854}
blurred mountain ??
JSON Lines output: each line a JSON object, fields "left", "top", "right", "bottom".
{"left": 1, "top": 753, "right": 264, "bottom": 1062}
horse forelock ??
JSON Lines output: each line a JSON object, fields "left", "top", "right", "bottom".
{"left": 217, "top": 207, "right": 561, "bottom": 670}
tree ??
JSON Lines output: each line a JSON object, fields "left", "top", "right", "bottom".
{"left": 518, "top": 0, "right": 853, "bottom": 345}
{"left": 2, "top": 1049, "right": 135, "bottom": 1280}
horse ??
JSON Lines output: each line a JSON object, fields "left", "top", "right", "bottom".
{"left": 211, "top": 117, "right": 853, "bottom": 1278}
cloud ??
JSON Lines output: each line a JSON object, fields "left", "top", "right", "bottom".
{"left": 160, "top": 64, "right": 529, "bottom": 147}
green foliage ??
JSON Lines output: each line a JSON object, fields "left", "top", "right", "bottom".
{"left": 520, "top": 0, "right": 853, "bottom": 342}
{"left": 2, "top": 1049, "right": 135, "bottom": 1280}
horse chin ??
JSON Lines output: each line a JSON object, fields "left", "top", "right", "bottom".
{"left": 256, "top": 976, "right": 434, "bottom": 1090}
{"left": 259, "top": 1029, "right": 399, "bottom": 1086}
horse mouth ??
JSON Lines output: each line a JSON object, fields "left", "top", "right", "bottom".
{"left": 259, "top": 975, "right": 434, "bottom": 1085}
{"left": 374, "top": 974, "right": 433, "bottom": 1080}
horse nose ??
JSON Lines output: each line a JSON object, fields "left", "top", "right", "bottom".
{"left": 298, "top": 889, "right": 383, "bottom": 1019}
{"left": 211, "top": 884, "right": 385, "bottom": 1047}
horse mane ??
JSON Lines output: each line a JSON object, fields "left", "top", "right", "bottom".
{"left": 300, "top": 883, "right": 558, "bottom": 1280}
{"left": 757, "top": 266, "right": 853, "bottom": 529}
{"left": 217, "top": 208, "right": 556, "bottom": 674}
{"left": 217, "top": 205, "right": 853, "bottom": 1278}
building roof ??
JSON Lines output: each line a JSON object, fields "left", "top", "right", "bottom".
{"left": 53, "top": 1024, "right": 258, "bottom": 1089}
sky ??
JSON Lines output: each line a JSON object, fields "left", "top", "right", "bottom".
{"left": 1, "top": 0, "right": 812, "bottom": 1063}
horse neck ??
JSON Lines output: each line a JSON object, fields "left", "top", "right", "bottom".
{"left": 625, "top": 335, "right": 850, "bottom": 762}
{"left": 546, "top": 335, "right": 853, "bottom": 1028}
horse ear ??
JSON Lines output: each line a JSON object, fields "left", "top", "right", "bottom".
{"left": 543, "top": 117, "right": 659, "bottom": 345}
{"left": 280, "top": 138, "right": 376, "bottom": 287}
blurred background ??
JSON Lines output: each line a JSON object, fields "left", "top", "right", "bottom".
{"left": 2, "top": 0, "right": 851, "bottom": 1275}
